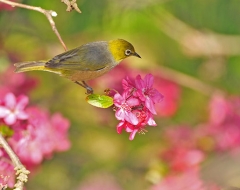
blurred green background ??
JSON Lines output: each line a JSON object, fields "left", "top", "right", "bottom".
{"left": 1, "top": 0, "right": 240, "bottom": 189}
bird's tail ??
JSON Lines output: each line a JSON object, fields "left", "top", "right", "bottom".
{"left": 14, "top": 61, "right": 46, "bottom": 73}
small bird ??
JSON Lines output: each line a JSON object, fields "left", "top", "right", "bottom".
{"left": 14, "top": 39, "right": 141, "bottom": 94}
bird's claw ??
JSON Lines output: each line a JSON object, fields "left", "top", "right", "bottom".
{"left": 86, "top": 87, "right": 93, "bottom": 95}
{"left": 75, "top": 81, "right": 94, "bottom": 95}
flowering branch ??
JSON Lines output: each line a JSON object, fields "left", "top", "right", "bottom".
{"left": 87, "top": 74, "right": 163, "bottom": 140}
{"left": 0, "top": 133, "right": 30, "bottom": 190}
{"left": 0, "top": 0, "right": 68, "bottom": 51}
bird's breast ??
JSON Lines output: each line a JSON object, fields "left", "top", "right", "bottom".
{"left": 60, "top": 65, "right": 114, "bottom": 81}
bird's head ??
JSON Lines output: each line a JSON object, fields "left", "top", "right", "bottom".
{"left": 108, "top": 39, "right": 141, "bottom": 62}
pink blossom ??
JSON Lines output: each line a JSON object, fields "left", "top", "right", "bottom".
{"left": 114, "top": 92, "right": 139, "bottom": 125}
{"left": 117, "top": 121, "right": 152, "bottom": 141}
{"left": 0, "top": 93, "right": 28, "bottom": 125}
{"left": 113, "top": 74, "right": 163, "bottom": 140}
{"left": 122, "top": 76, "right": 136, "bottom": 92}
{"left": 135, "top": 74, "right": 163, "bottom": 114}
{"left": 8, "top": 107, "right": 70, "bottom": 169}
{"left": 132, "top": 107, "right": 157, "bottom": 126}
{"left": 117, "top": 121, "right": 138, "bottom": 140}
{"left": 117, "top": 108, "right": 156, "bottom": 140}
{"left": 93, "top": 64, "right": 179, "bottom": 117}
{"left": 0, "top": 66, "right": 70, "bottom": 177}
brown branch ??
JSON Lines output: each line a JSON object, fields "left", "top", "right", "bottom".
{"left": 0, "top": 134, "right": 30, "bottom": 190}
{"left": 0, "top": 0, "right": 68, "bottom": 51}
{"left": 61, "top": 0, "right": 81, "bottom": 13}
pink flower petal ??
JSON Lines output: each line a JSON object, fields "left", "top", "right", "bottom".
{"left": 129, "top": 129, "right": 138, "bottom": 140}
{"left": 113, "top": 93, "right": 124, "bottom": 107}
{"left": 151, "top": 89, "right": 164, "bottom": 103}
{"left": 145, "top": 97, "right": 157, "bottom": 114}
{"left": 135, "top": 75, "right": 144, "bottom": 89}
{"left": 126, "top": 112, "right": 138, "bottom": 125}
{"left": 126, "top": 124, "right": 134, "bottom": 132}
{"left": 126, "top": 97, "right": 140, "bottom": 107}
{"left": 122, "top": 76, "right": 135, "bottom": 91}
{"left": 115, "top": 109, "right": 125, "bottom": 121}
{"left": 16, "top": 111, "right": 28, "bottom": 120}
{"left": 147, "top": 117, "right": 157, "bottom": 126}
{"left": 4, "top": 113, "right": 16, "bottom": 125}
{"left": 16, "top": 95, "right": 29, "bottom": 110}
{"left": 116, "top": 121, "right": 125, "bottom": 134}
{"left": 0, "top": 106, "right": 10, "bottom": 117}
{"left": 4, "top": 93, "right": 16, "bottom": 109}
{"left": 144, "top": 74, "right": 154, "bottom": 88}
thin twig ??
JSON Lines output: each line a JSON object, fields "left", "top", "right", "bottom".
{"left": 0, "top": 134, "right": 30, "bottom": 190}
{"left": 61, "top": 0, "right": 81, "bottom": 13}
{"left": 0, "top": 0, "right": 68, "bottom": 51}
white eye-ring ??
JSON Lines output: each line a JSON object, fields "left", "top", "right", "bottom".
{"left": 125, "top": 49, "right": 131, "bottom": 56}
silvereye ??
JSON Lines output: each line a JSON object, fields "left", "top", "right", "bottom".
{"left": 14, "top": 39, "right": 141, "bottom": 94}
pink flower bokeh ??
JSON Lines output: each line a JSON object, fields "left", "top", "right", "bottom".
{"left": 151, "top": 170, "right": 220, "bottom": 190}
{"left": 8, "top": 107, "right": 70, "bottom": 169}
{"left": 0, "top": 66, "right": 70, "bottom": 187}
{"left": 206, "top": 95, "right": 240, "bottom": 152}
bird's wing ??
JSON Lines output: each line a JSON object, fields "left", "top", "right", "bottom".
{"left": 45, "top": 43, "right": 112, "bottom": 71}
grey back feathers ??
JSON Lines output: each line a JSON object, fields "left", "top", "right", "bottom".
{"left": 45, "top": 41, "right": 116, "bottom": 71}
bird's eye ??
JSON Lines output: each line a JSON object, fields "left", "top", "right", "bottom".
{"left": 125, "top": 49, "right": 131, "bottom": 56}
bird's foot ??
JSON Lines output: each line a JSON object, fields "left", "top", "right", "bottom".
{"left": 86, "top": 86, "right": 93, "bottom": 95}
{"left": 75, "top": 81, "right": 94, "bottom": 94}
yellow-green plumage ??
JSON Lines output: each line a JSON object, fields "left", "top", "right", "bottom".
{"left": 14, "top": 39, "right": 140, "bottom": 93}
{"left": 14, "top": 61, "right": 60, "bottom": 74}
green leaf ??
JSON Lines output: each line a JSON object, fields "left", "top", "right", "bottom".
{"left": 0, "top": 125, "right": 14, "bottom": 137}
{"left": 86, "top": 94, "right": 113, "bottom": 108}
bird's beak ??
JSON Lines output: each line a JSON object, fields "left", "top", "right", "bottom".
{"left": 133, "top": 52, "right": 141, "bottom": 58}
